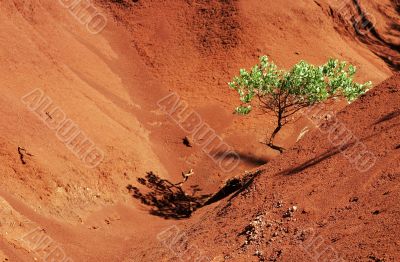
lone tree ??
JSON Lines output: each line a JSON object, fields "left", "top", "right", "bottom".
{"left": 229, "top": 56, "right": 371, "bottom": 152}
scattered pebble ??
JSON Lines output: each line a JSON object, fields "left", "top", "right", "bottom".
{"left": 349, "top": 196, "right": 359, "bottom": 202}
{"left": 283, "top": 206, "right": 297, "bottom": 218}
{"left": 275, "top": 200, "right": 283, "bottom": 208}
{"left": 372, "top": 210, "right": 380, "bottom": 215}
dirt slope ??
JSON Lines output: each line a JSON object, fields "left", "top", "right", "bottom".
{"left": 95, "top": 0, "right": 398, "bottom": 193}
{"left": 147, "top": 73, "right": 400, "bottom": 261}
{"left": 0, "top": 1, "right": 174, "bottom": 260}
{"left": 0, "top": 0, "right": 398, "bottom": 261}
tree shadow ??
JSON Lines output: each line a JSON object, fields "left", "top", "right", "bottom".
{"left": 280, "top": 117, "right": 400, "bottom": 176}
{"left": 214, "top": 151, "right": 269, "bottom": 166}
{"left": 278, "top": 147, "right": 343, "bottom": 176}
{"left": 127, "top": 172, "right": 212, "bottom": 219}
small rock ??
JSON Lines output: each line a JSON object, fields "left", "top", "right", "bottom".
{"left": 182, "top": 136, "right": 192, "bottom": 147}
{"left": 368, "top": 254, "right": 385, "bottom": 262}
{"left": 283, "top": 206, "right": 297, "bottom": 218}
{"left": 372, "top": 210, "right": 380, "bottom": 215}
{"left": 349, "top": 196, "right": 359, "bottom": 202}
{"left": 275, "top": 200, "right": 283, "bottom": 208}
{"left": 254, "top": 250, "right": 263, "bottom": 256}
{"left": 282, "top": 211, "right": 292, "bottom": 218}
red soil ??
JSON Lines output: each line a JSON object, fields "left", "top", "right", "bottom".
{"left": 0, "top": 0, "right": 398, "bottom": 261}
{"left": 151, "top": 72, "right": 400, "bottom": 262}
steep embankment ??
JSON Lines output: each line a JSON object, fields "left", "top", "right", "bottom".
{"left": 326, "top": 0, "right": 400, "bottom": 70}
{"left": 94, "top": 0, "right": 398, "bottom": 194}
{"left": 147, "top": 73, "right": 400, "bottom": 261}
{"left": 0, "top": 0, "right": 398, "bottom": 261}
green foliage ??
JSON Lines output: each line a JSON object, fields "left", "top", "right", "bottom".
{"left": 229, "top": 56, "right": 371, "bottom": 151}
{"left": 229, "top": 56, "right": 371, "bottom": 115}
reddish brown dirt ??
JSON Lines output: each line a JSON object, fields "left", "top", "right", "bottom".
{"left": 0, "top": 0, "right": 398, "bottom": 261}
{"left": 145, "top": 72, "right": 400, "bottom": 262}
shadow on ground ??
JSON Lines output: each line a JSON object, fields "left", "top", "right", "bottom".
{"left": 214, "top": 151, "right": 269, "bottom": 166}
{"left": 127, "top": 172, "right": 211, "bottom": 219}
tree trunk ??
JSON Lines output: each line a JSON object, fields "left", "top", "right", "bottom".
{"left": 268, "top": 124, "right": 282, "bottom": 145}
{"left": 267, "top": 112, "right": 285, "bottom": 153}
